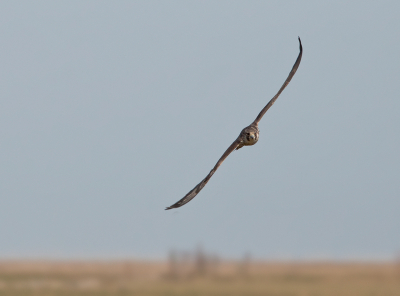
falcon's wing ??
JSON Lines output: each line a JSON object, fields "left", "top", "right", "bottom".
{"left": 165, "top": 138, "right": 241, "bottom": 210}
{"left": 252, "top": 37, "right": 303, "bottom": 125}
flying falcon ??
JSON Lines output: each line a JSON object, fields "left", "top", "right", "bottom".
{"left": 165, "top": 37, "right": 303, "bottom": 210}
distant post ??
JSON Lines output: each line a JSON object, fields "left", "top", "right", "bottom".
{"left": 238, "top": 252, "right": 251, "bottom": 278}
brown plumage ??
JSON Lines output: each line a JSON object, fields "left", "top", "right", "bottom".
{"left": 165, "top": 37, "right": 303, "bottom": 210}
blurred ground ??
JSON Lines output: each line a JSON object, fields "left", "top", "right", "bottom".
{"left": 0, "top": 260, "right": 399, "bottom": 296}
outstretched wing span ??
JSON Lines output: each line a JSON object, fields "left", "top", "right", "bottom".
{"left": 165, "top": 37, "right": 303, "bottom": 210}
{"left": 252, "top": 37, "right": 303, "bottom": 125}
{"left": 165, "top": 139, "right": 241, "bottom": 210}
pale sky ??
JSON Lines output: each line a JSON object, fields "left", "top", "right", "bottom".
{"left": 0, "top": 1, "right": 399, "bottom": 260}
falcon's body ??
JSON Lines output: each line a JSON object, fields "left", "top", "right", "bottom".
{"left": 165, "top": 38, "right": 303, "bottom": 210}
{"left": 236, "top": 124, "right": 260, "bottom": 150}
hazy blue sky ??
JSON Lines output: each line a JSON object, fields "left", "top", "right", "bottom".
{"left": 0, "top": 1, "right": 399, "bottom": 260}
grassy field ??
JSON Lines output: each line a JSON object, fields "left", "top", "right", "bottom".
{"left": 0, "top": 260, "right": 399, "bottom": 296}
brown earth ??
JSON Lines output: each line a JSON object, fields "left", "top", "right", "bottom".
{"left": 0, "top": 260, "right": 399, "bottom": 296}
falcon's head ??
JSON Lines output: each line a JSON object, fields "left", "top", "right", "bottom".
{"left": 244, "top": 132, "right": 258, "bottom": 145}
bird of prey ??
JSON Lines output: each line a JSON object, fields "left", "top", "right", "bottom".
{"left": 165, "top": 37, "right": 303, "bottom": 210}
